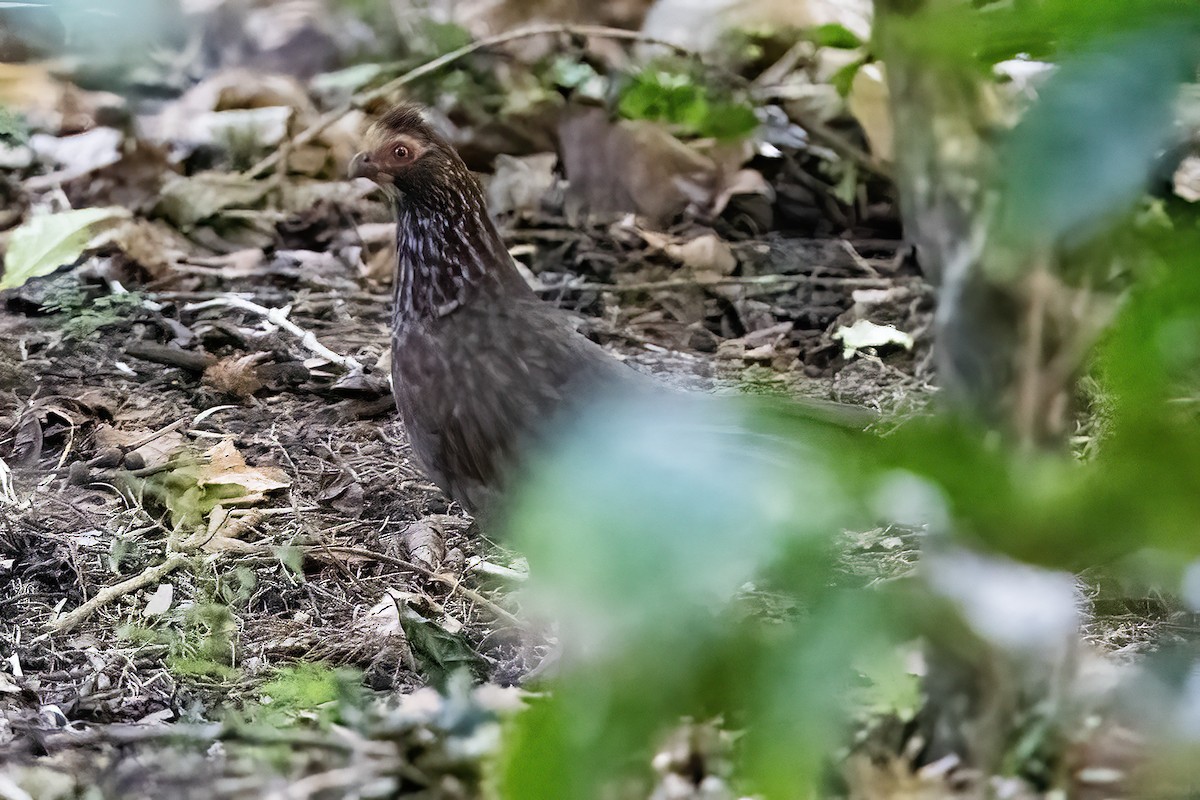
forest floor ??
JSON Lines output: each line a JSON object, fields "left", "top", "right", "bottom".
{"left": 10, "top": 4, "right": 1174, "bottom": 797}
{"left": 0, "top": 191, "right": 934, "bottom": 796}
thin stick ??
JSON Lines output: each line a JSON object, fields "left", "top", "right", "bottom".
{"left": 49, "top": 552, "right": 190, "bottom": 633}
{"left": 184, "top": 296, "right": 364, "bottom": 372}
{"left": 244, "top": 23, "right": 692, "bottom": 179}
{"left": 315, "top": 545, "right": 526, "bottom": 629}
{"left": 839, "top": 239, "right": 881, "bottom": 277}
{"left": 535, "top": 273, "right": 897, "bottom": 294}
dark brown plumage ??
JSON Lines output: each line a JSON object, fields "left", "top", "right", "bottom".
{"left": 351, "top": 105, "right": 648, "bottom": 513}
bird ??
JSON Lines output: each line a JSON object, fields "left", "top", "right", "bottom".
{"left": 350, "top": 104, "right": 651, "bottom": 514}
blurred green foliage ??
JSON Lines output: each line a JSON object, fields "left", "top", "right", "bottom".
{"left": 0, "top": 106, "right": 26, "bottom": 142}
{"left": 618, "top": 63, "right": 759, "bottom": 140}
{"left": 42, "top": 286, "right": 147, "bottom": 340}
{"left": 118, "top": 601, "right": 242, "bottom": 682}
{"left": 497, "top": 2, "right": 1200, "bottom": 797}
{"left": 249, "top": 662, "right": 366, "bottom": 728}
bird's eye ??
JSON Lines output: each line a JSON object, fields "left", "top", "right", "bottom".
{"left": 394, "top": 145, "right": 410, "bottom": 160}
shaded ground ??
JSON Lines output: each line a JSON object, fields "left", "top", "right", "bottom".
{"left": 0, "top": 199, "right": 930, "bottom": 795}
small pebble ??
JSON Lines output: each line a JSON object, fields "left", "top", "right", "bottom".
{"left": 90, "top": 447, "right": 123, "bottom": 468}
{"left": 123, "top": 451, "right": 146, "bottom": 470}
{"left": 67, "top": 461, "right": 90, "bottom": 485}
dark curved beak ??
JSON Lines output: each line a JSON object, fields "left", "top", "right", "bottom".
{"left": 349, "top": 152, "right": 378, "bottom": 181}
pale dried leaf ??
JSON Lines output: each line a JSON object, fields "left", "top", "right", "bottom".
{"left": 848, "top": 63, "right": 893, "bottom": 162}
{"left": 156, "top": 172, "right": 270, "bottom": 229}
{"left": 26, "top": 127, "right": 123, "bottom": 188}
{"left": 833, "top": 320, "right": 914, "bottom": 358}
{"left": 665, "top": 234, "right": 737, "bottom": 275}
{"left": 487, "top": 152, "right": 559, "bottom": 216}
{"left": 198, "top": 440, "right": 290, "bottom": 493}
{"left": 143, "top": 583, "right": 174, "bottom": 617}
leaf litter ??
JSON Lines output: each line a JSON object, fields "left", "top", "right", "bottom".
{"left": 0, "top": 0, "right": 951, "bottom": 797}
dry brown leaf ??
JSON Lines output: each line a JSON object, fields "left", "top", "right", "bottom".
{"left": 105, "top": 219, "right": 195, "bottom": 280}
{"left": 710, "top": 168, "right": 774, "bottom": 218}
{"left": 183, "top": 249, "right": 266, "bottom": 278}
{"left": 0, "top": 62, "right": 63, "bottom": 127}
{"left": 558, "top": 107, "right": 715, "bottom": 225}
{"left": 73, "top": 389, "right": 119, "bottom": 418}
{"left": 665, "top": 234, "right": 738, "bottom": 276}
{"left": 197, "top": 439, "right": 290, "bottom": 494}
{"left": 403, "top": 516, "right": 450, "bottom": 571}
{"left": 131, "top": 431, "right": 187, "bottom": 474}
{"left": 194, "top": 506, "right": 264, "bottom": 554}
{"left": 203, "top": 353, "right": 266, "bottom": 398}
{"left": 486, "top": 152, "right": 559, "bottom": 216}
{"left": 95, "top": 424, "right": 187, "bottom": 470}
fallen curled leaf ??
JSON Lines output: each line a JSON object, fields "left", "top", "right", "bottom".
{"left": 833, "top": 320, "right": 914, "bottom": 358}
{"left": 558, "top": 107, "right": 715, "bottom": 225}
{"left": 1, "top": 206, "right": 131, "bottom": 290}
{"left": 135, "top": 440, "right": 290, "bottom": 533}
{"left": 10, "top": 412, "right": 43, "bottom": 465}
{"left": 156, "top": 172, "right": 270, "bottom": 230}
{"left": 105, "top": 219, "right": 195, "bottom": 279}
{"left": 26, "top": 127, "right": 123, "bottom": 190}
{"left": 403, "top": 516, "right": 450, "bottom": 571}
{"left": 95, "top": 424, "right": 186, "bottom": 470}
{"left": 665, "top": 233, "right": 738, "bottom": 276}
{"left": 198, "top": 440, "right": 290, "bottom": 495}
{"left": 486, "top": 152, "right": 559, "bottom": 216}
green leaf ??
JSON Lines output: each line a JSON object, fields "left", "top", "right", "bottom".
{"left": 829, "top": 57, "right": 867, "bottom": 98}
{"left": 808, "top": 23, "right": 863, "bottom": 50}
{"left": 398, "top": 605, "right": 485, "bottom": 687}
{"left": 259, "top": 662, "right": 361, "bottom": 713}
{"left": 618, "top": 65, "right": 759, "bottom": 140}
{"left": 1, "top": 207, "right": 128, "bottom": 290}
{"left": 0, "top": 106, "right": 26, "bottom": 142}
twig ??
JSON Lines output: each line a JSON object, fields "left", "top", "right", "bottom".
{"left": 124, "top": 419, "right": 189, "bottom": 451}
{"left": 751, "top": 96, "right": 893, "bottom": 181}
{"left": 184, "top": 296, "right": 365, "bottom": 372}
{"left": 314, "top": 545, "right": 527, "bottom": 629}
{"left": 244, "top": 23, "right": 693, "bottom": 179}
{"left": 0, "top": 455, "right": 17, "bottom": 505}
{"left": 36, "top": 721, "right": 389, "bottom": 755}
{"left": 839, "top": 239, "right": 881, "bottom": 277}
{"left": 535, "top": 273, "right": 897, "bottom": 294}
{"left": 49, "top": 552, "right": 190, "bottom": 633}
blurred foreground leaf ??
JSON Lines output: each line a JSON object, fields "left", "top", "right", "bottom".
{"left": 499, "top": 392, "right": 879, "bottom": 797}
{"left": 995, "top": 23, "right": 1197, "bottom": 255}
